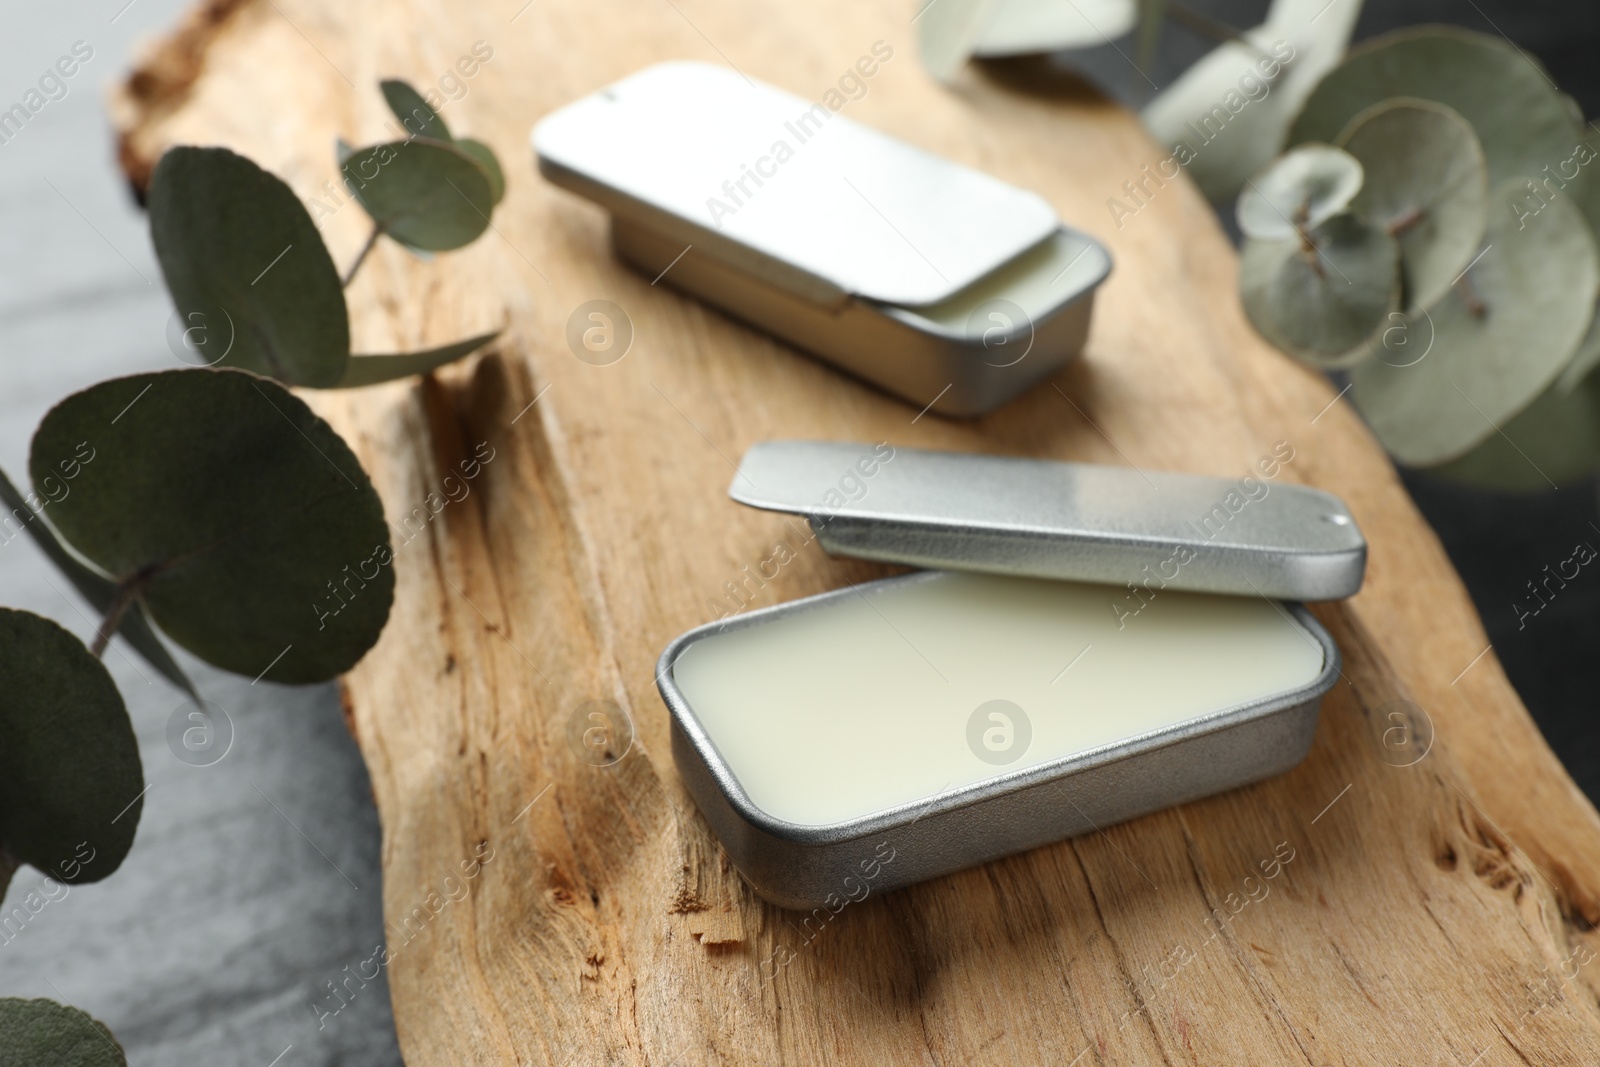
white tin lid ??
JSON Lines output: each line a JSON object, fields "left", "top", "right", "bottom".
{"left": 729, "top": 440, "right": 1368, "bottom": 601}
{"left": 533, "top": 62, "right": 1061, "bottom": 308}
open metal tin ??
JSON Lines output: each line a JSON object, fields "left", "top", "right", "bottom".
{"left": 654, "top": 442, "right": 1364, "bottom": 909}
{"left": 658, "top": 576, "right": 1339, "bottom": 911}
{"left": 534, "top": 62, "right": 1112, "bottom": 417}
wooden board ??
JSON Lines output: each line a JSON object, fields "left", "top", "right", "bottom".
{"left": 114, "top": 2, "right": 1600, "bottom": 1062}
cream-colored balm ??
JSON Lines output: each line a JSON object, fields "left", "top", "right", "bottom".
{"left": 670, "top": 572, "right": 1326, "bottom": 827}
{"left": 897, "top": 229, "right": 1111, "bottom": 332}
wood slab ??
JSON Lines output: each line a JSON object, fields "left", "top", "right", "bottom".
{"left": 114, "top": 1, "right": 1600, "bottom": 1062}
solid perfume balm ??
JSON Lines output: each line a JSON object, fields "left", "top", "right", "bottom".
{"left": 657, "top": 441, "right": 1364, "bottom": 908}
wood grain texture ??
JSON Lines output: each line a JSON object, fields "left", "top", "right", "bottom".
{"left": 114, "top": 2, "right": 1600, "bottom": 1062}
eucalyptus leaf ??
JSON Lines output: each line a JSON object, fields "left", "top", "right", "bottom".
{"left": 1237, "top": 238, "right": 1303, "bottom": 357}
{"left": 1428, "top": 376, "right": 1600, "bottom": 490}
{"left": 0, "top": 998, "right": 125, "bottom": 1067}
{"left": 1553, "top": 144, "right": 1600, "bottom": 392}
{"left": 1559, "top": 132, "right": 1600, "bottom": 247}
{"left": 1288, "top": 25, "right": 1580, "bottom": 189}
{"left": 916, "top": 0, "right": 1001, "bottom": 81}
{"left": 149, "top": 146, "right": 350, "bottom": 388}
{"left": 1559, "top": 308, "right": 1600, "bottom": 391}
{"left": 31, "top": 369, "right": 394, "bottom": 684}
{"left": 456, "top": 138, "right": 505, "bottom": 205}
{"left": 0, "top": 609, "right": 141, "bottom": 884}
{"left": 1350, "top": 179, "right": 1600, "bottom": 466}
{"left": 381, "top": 78, "right": 450, "bottom": 142}
{"left": 1336, "top": 98, "right": 1487, "bottom": 310}
{"left": 337, "top": 330, "right": 499, "bottom": 388}
{"left": 970, "top": 0, "right": 1135, "bottom": 55}
{"left": 1236, "top": 143, "right": 1363, "bottom": 239}
{"left": 0, "top": 468, "right": 195, "bottom": 699}
{"left": 343, "top": 139, "right": 495, "bottom": 252}
{"left": 1141, "top": 0, "right": 1361, "bottom": 202}
{"left": 1240, "top": 213, "right": 1399, "bottom": 365}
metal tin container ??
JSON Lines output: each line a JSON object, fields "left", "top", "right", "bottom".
{"left": 534, "top": 62, "right": 1112, "bottom": 417}
{"left": 659, "top": 577, "right": 1338, "bottom": 910}
{"left": 654, "top": 442, "right": 1365, "bottom": 910}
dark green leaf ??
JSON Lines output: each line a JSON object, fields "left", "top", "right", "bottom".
{"left": 31, "top": 369, "right": 394, "bottom": 684}
{"left": 455, "top": 138, "right": 505, "bottom": 205}
{"left": 0, "top": 468, "right": 196, "bottom": 699}
{"left": 342, "top": 139, "right": 494, "bottom": 252}
{"left": 149, "top": 146, "right": 350, "bottom": 388}
{"left": 337, "top": 330, "right": 499, "bottom": 388}
{"left": 0, "top": 610, "right": 140, "bottom": 884}
{"left": 381, "top": 78, "right": 450, "bottom": 142}
{"left": 1288, "top": 25, "right": 1579, "bottom": 189}
{"left": 0, "top": 999, "right": 125, "bottom": 1067}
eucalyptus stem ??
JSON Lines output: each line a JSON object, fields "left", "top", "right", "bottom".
{"left": 1455, "top": 272, "right": 1488, "bottom": 319}
{"left": 342, "top": 223, "right": 385, "bottom": 287}
{"left": 90, "top": 579, "right": 140, "bottom": 658}
{"left": 1165, "top": 1, "right": 1268, "bottom": 57}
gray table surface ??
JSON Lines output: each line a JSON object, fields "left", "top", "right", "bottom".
{"left": 0, "top": 3, "right": 400, "bottom": 1064}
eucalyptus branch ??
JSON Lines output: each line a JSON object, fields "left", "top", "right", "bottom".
{"left": 91, "top": 576, "right": 145, "bottom": 658}
{"left": 1165, "top": 1, "right": 1269, "bottom": 58}
{"left": 1455, "top": 272, "right": 1487, "bottom": 319}
{"left": 1387, "top": 207, "right": 1425, "bottom": 236}
{"left": 342, "top": 222, "right": 385, "bottom": 287}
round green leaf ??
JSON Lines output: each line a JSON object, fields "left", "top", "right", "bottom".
{"left": 1558, "top": 307, "right": 1600, "bottom": 391}
{"left": 1236, "top": 143, "right": 1364, "bottom": 240}
{"left": 1238, "top": 240, "right": 1301, "bottom": 357}
{"left": 1288, "top": 25, "right": 1579, "bottom": 190}
{"left": 149, "top": 146, "right": 350, "bottom": 388}
{"left": 1336, "top": 98, "right": 1488, "bottom": 310}
{"left": 381, "top": 78, "right": 450, "bottom": 141}
{"left": 0, "top": 999, "right": 125, "bottom": 1067}
{"left": 1429, "top": 376, "right": 1600, "bottom": 490}
{"left": 456, "top": 137, "right": 505, "bottom": 205}
{"left": 0, "top": 467, "right": 196, "bottom": 699}
{"left": 0, "top": 610, "right": 140, "bottom": 884}
{"left": 342, "top": 139, "right": 494, "bottom": 251}
{"left": 1350, "top": 179, "right": 1600, "bottom": 466}
{"left": 1141, "top": 2, "right": 1360, "bottom": 203}
{"left": 30, "top": 369, "right": 394, "bottom": 684}
{"left": 1240, "top": 213, "right": 1399, "bottom": 365}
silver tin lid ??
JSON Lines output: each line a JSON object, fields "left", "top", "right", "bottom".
{"left": 729, "top": 440, "right": 1367, "bottom": 601}
{"left": 533, "top": 62, "right": 1061, "bottom": 309}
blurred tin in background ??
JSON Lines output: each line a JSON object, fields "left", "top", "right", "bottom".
{"left": 534, "top": 62, "right": 1111, "bottom": 416}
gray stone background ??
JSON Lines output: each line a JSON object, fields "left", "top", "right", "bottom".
{"left": 1, "top": 1, "right": 1597, "bottom": 1064}
{"left": 0, "top": 2, "right": 399, "bottom": 1064}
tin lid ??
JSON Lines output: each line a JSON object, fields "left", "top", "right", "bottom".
{"left": 729, "top": 440, "right": 1367, "bottom": 601}
{"left": 533, "top": 62, "right": 1061, "bottom": 309}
